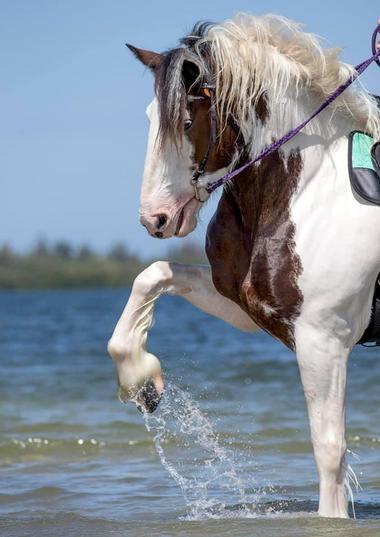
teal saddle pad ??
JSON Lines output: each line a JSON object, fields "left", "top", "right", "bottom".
{"left": 348, "top": 130, "right": 380, "bottom": 205}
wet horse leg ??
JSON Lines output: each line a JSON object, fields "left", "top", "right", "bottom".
{"left": 296, "top": 328, "right": 350, "bottom": 518}
{"left": 108, "top": 262, "right": 257, "bottom": 410}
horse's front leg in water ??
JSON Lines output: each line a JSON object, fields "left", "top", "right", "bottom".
{"left": 108, "top": 262, "right": 257, "bottom": 412}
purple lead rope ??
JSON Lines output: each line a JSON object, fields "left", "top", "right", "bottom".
{"left": 206, "top": 25, "right": 380, "bottom": 195}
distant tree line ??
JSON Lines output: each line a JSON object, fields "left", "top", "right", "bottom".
{"left": 0, "top": 239, "right": 139, "bottom": 262}
{"left": 0, "top": 239, "right": 206, "bottom": 289}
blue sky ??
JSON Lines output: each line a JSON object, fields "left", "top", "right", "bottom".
{"left": 1, "top": 0, "right": 379, "bottom": 257}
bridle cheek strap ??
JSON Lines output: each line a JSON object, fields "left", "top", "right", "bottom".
{"left": 191, "top": 83, "right": 217, "bottom": 202}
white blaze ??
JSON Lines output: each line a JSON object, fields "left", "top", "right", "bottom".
{"left": 140, "top": 98, "right": 194, "bottom": 216}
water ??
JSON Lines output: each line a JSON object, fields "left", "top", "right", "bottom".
{"left": 0, "top": 288, "right": 379, "bottom": 536}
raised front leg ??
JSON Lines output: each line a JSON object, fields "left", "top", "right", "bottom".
{"left": 108, "top": 262, "right": 257, "bottom": 412}
{"left": 296, "top": 327, "right": 350, "bottom": 518}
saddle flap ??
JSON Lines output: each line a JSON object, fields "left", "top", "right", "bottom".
{"left": 358, "top": 276, "right": 380, "bottom": 345}
{"left": 348, "top": 131, "right": 380, "bottom": 205}
{"left": 372, "top": 141, "right": 380, "bottom": 176}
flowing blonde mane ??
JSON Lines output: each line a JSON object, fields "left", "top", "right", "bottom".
{"left": 193, "top": 13, "right": 380, "bottom": 140}
{"left": 156, "top": 14, "right": 380, "bottom": 148}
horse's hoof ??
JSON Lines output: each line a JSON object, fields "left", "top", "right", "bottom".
{"left": 136, "top": 379, "right": 162, "bottom": 413}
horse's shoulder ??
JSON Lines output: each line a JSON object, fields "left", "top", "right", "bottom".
{"left": 205, "top": 161, "right": 304, "bottom": 349}
{"left": 206, "top": 189, "right": 251, "bottom": 303}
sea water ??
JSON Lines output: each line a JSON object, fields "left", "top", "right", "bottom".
{"left": 0, "top": 288, "right": 379, "bottom": 537}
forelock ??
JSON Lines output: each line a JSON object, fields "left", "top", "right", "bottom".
{"left": 155, "top": 22, "right": 215, "bottom": 148}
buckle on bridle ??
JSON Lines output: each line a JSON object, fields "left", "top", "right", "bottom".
{"left": 192, "top": 171, "right": 208, "bottom": 202}
{"left": 191, "top": 168, "right": 204, "bottom": 184}
{"left": 193, "top": 184, "right": 209, "bottom": 202}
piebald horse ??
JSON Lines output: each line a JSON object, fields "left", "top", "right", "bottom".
{"left": 108, "top": 14, "right": 380, "bottom": 518}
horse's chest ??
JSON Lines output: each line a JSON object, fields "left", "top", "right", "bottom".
{"left": 240, "top": 236, "right": 302, "bottom": 347}
{"left": 206, "top": 153, "right": 304, "bottom": 348}
{"left": 206, "top": 204, "right": 303, "bottom": 349}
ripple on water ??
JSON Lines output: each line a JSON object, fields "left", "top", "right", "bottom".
{"left": 1, "top": 289, "right": 380, "bottom": 536}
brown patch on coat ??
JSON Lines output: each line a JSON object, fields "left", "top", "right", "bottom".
{"left": 206, "top": 150, "right": 303, "bottom": 350}
{"left": 184, "top": 87, "right": 268, "bottom": 176}
{"left": 185, "top": 96, "right": 240, "bottom": 173}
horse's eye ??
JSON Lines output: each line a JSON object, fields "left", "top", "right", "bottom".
{"left": 184, "top": 119, "right": 193, "bottom": 130}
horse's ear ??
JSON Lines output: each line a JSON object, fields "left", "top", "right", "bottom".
{"left": 126, "top": 44, "right": 163, "bottom": 71}
{"left": 182, "top": 60, "right": 200, "bottom": 92}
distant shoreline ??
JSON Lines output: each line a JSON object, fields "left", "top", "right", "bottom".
{"left": 0, "top": 241, "right": 206, "bottom": 290}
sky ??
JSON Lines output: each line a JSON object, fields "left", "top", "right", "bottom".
{"left": 1, "top": 0, "right": 379, "bottom": 258}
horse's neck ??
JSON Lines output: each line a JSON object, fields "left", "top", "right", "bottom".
{"left": 248, "top": 87, "right": 351, "bottom": 157}
{"left": 227, "top": 150, "right": 302, "bottom": 238}
{"left": 268, "top": 87, "right": 351, "bottom": 142}
{"left": 229, "top": 90, "right": 352, "bottom": 237}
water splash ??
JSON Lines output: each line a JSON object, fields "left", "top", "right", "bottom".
{"left": 143, "top": 382, "right": 259, "bottom": 519}
{"left": 345, "top": 449, "right": 362, "bottom": 519}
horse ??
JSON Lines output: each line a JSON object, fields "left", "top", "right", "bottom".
{"left": 108, "top": 14, "right": 380, "bottom": 518}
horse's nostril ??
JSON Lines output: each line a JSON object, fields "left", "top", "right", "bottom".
{"left": 156, "top": 214, "right": 167, "bottom": 230}
{"left": 154, "top": 232, "right": 163, "bottom": 239}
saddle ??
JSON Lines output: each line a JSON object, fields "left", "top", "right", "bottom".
{"left": 348, "top": 95, "right": 380, "bottom": 205}
{"left": 348, "top": 131, "right": 380, "bottom": 205}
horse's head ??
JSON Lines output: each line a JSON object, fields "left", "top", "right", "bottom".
{"left": 127, "top": 42, "right": 240, "bottom": 239}
{"left": 128, "top": 17, "right": 380, "bottom": 242}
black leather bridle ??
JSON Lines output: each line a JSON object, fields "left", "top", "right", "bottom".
{"left": 190, "top": 82, "right": 217, "bottom": 202}
{"left": 189, "top": 82, "right": 243, "bottom": 202}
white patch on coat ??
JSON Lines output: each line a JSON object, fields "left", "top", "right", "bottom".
{"left": 140, "top": 98, "right": 195, "bottom": 216}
